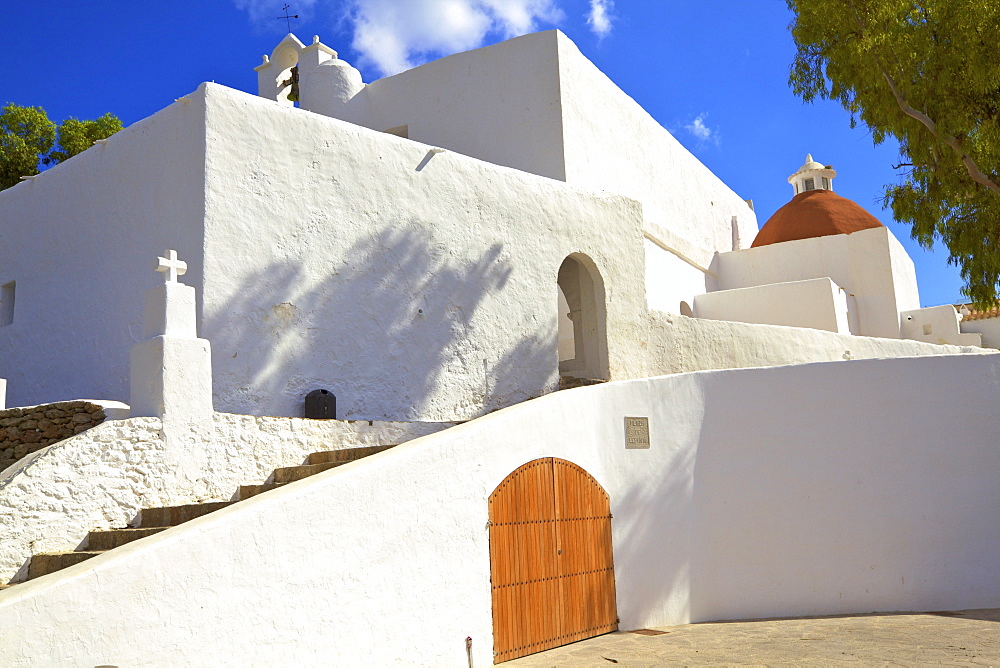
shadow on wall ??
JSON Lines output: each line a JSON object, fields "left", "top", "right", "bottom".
{"left": 202, "top": 223, "right": 557, "bottom": 421}
{"left": 612, "top": 441, "right": 696, "bottom": 627}
{"left": 683, "top": 362, "right": 1000, "bottom": 624}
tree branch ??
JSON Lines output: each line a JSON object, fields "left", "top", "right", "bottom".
{"left": 879, "top": 70, "right": 1000, "bottom": 194}
{"left": 842, "top": 0, "right": 1000, "bottom": 195}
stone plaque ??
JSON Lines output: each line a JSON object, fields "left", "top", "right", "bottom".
{"left": 624, "top": 416, "right": 650, "bottom": 449}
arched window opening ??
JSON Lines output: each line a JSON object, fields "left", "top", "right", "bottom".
{"left": 557, "top": 254, "right": 609, "bottom": 383}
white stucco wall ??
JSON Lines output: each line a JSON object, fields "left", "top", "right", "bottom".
{"left": 0, "top": 413, "right": 451, "bottom": 582}
{"left": 306, "top": 30, "right": 756, "bottom": 266}
{"left": 321, "top": 31, "right": 567, "bottom": 181}
{"left": 693, "top": 277, "right": 850, "bottom": 333}
{"left": 1, "top": 354, "right": 998, "bottom": 666}
{"left": 647, "top": 311, "right": 986, "bottom": 375}
{"left": 888, "top": 229, "right": 922, "bottom": 314}
{"left": 201, "top": 83, "right": 648, "bottom": 420}
{"left": 555, "top": 32, "right": 758, "bottom": 261}
{"left": 0, "top": 96, "right": 208, "bottom": 409}
{"left": 643, "top": 239, "right": 708, "bottom": 315}
{"left": 901, "top": 305, "right": 981, "bottom": 347}
{"left": 0, "top": 77, "right": 650, "bottom": 422}
{"left": 961, "top": 316, "right": 1000, "bottom": 349}
{"left": 712, "top": 227, "right": 919, "bottom": 339}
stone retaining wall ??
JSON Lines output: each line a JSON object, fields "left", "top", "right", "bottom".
{"left": 0, "top": 402, "right": 108, "bottom": 472}
{"left": 0, "top": 413, "right": 454, "bottom": 582}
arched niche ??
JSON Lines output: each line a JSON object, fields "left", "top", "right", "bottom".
{"left": 557, "top": 254, "right": 609, "bottom": 382}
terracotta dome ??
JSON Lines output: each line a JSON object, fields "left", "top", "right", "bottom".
{"left": 751, "top": 189, "right": 884, "bottom": 248}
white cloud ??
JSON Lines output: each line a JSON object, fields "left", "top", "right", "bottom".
{"left": 587, "top": 0, "right": 613, "bottom": 37}
{"left": 685, "top": 113, "right": 718, "bottom": 144}
{"left": 235, "top": 0, "right": 581, "bottom": 77}
{"left": 348, "top": 0, "right": 564, "bottom": 75}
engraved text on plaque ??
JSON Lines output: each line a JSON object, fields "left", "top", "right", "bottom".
{"left": 624, "top": 416, "right": 650, "bottom": 449}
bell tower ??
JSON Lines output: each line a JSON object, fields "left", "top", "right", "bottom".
{"left": 254, "top": 34, "right": 307, "bottom": 105}
{"left": 254, "top": 34, "right": 365, "bottom": 116}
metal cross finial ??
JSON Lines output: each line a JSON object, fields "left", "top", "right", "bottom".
{"left": 278, "top": 4, "right": 298, "bottom": 33}
{"left": 156, "top": 250, "right": 188, "bottom": 284}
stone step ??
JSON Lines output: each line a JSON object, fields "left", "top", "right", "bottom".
{"left": 271, "top": 461, "right": 346, "bottom": 484}
{"left": 559, "top": 376, "right": 607, "bottom": 391}
{"left": 16, "top": 444, "right": 402, "bottom": 583}
{"left": 86, "top": 527, "right": 168, "bottom": 551}
{"left": 138, "top": 501, "right": 233, "bottom": 528}
{"left": 28, "top": 551, "right": 103, "bottom": 580}
{"left": 237, "top": 481, "right": 287, "bottom": 500}
{"left": 306, "top": 444, "right": 397, "bottom": 465}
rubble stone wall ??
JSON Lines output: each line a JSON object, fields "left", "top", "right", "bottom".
{"left": 0, "top": 402, "right": 107, "bottom": 472}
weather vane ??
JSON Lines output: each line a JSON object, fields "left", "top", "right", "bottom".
{"left": 278, "top": 4, "right": 298, "bottom": 33}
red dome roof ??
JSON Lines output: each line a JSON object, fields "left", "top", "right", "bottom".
{"left": 751, "top": 189, "right": 883, "bottom": 248}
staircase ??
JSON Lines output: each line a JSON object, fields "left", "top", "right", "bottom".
{"left": 12, "top": 444, "right": 396, "bottom": 585}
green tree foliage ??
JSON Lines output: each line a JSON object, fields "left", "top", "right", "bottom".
{"left": 49, "top": 113, "right": 123, "bottom": 165}
{"left": 787, "top": 0, "right": 1000, "bottom": 305}
{"left": 0, "top": 104, "right": 55, "bottom": 190}
{"left": 0, "top": 104, "right": 123, "bottom": 191}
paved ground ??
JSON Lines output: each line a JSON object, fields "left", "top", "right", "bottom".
{"left": 506, "top": 609, "right": 1000, "bottom": 667}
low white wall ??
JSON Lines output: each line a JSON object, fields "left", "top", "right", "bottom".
{"left": 712, "top": 227, "right": 919, "bottom": 339}
{"left": 693, "top": 277, "right": 849, "bottom": 333}
{"left": 0, "top": 413, "right": 451, "bottom": 582}
{"left": 962, "top": 316, "right": 1000, "bottom": 349}
{"left": 647, "top": 311, "right": 986, "bottom": 375}
{"left": 1, "top": 354, "right": 998, "bottom": 666}
{"left": 901, "top": 305, "right": 981, "bottom": 347}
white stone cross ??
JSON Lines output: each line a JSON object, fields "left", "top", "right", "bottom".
{"left": 156, "top": 249, "right": 188, "bottom": 284}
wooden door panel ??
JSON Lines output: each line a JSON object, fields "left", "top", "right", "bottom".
{"left": 559, "top": 568, "right": 618, "bottom": 643}
{"left": 490, "top": 458, "right": 617, "bottom": 663}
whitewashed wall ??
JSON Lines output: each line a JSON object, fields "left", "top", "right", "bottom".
{"left": 556, "top": 32, "right": 758, "bottom": 261}
{"left": 888, "top": 229, "right": 922, "bottom": 314}
{"left": 694, "top": 277, "right": 850, "bottom": 333}
{"left": 1, "top": 354, "right": 997, "bottom": 666}
{"left": 961, "top": 316, "right": 1000, "bottom": 349}
{"left": 0, "top": 79, "right": 649, "bottom": 422}
{"left": 329, "top": 31, "right": 568, "bottom": 182}
{"left": 0, "top": 96, "right": 208, "bottom": 409}
{"left": 643, "top": 239, "right": 708, "bottom": 315}
{"left": 712, "top": 227, "right": 919, "bottom": 339}
{"left": 0, "top": 413, "right": 451, "bottom": 582}
{"left": 648, "top": 311, "right": 985, "bottom": 374}
{"left": 201, "top": 83, "right": 649, "bottom": 420}
{"left": 312, "top": 30, "right": 755, "bottom": 268}
{"left": 901, "top": 305, "right": 981, "bottom": 346}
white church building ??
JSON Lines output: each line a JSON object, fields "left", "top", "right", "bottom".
{"left": 0, "top": 31, "right": 997, "bottom": 666}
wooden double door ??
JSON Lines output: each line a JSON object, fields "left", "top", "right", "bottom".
{"left": 488, "top": 458, "right": 618, "bottom": 663}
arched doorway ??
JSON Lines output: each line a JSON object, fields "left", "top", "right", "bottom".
{"left": 557, "top": 254, "right": 609, "bottom": 383}
{"left": 488, "top": 458, "right": 618, "bottom": 663}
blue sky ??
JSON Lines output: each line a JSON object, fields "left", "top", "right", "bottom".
{"left": 4, "top": 0, "right": 965, "bottom": 306}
